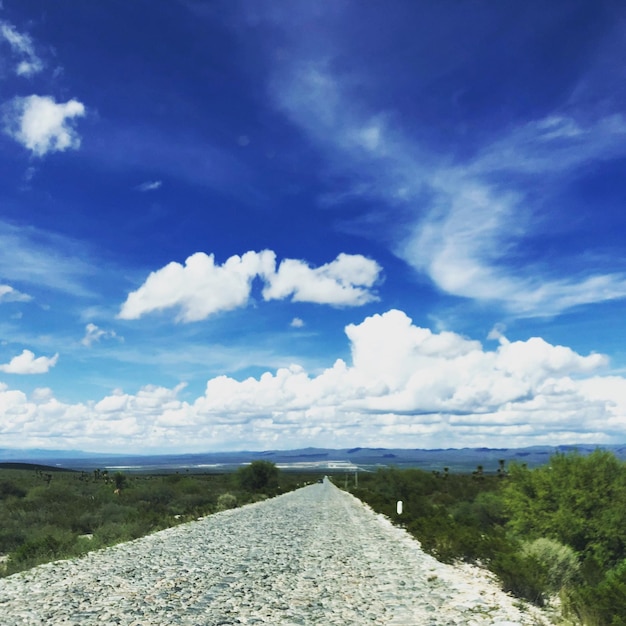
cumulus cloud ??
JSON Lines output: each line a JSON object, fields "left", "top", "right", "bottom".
{"left": 118, "top": 250, "right": 381, "bottom": 322}
{"left": 191, "top": 310, "right": 613, "bottom": 445}
{"left": 0, "top": 21, "right": 43, "bottom": 76}
{"left": 0, "top": 284, "right": 31, "bottom": 303}
{"left": 1, "top": 309, "right": 621, "bottom": 452}
{"left": 81, "top": 323, "right": 120, "bottom": 347}
{"left": 263, "top": 253, "right": 380, "bottom": 306}
{"left": 290, "top": 317, "right": 305, "bottom": 328}
{"left": 118, "top": 251, "right": 276, "bottom": 322}
{"left": 4, "top": 95, "right": 86, "bottom": 157}
{"left": 0, "top": 349, "right": 58, "bottom": 374}
{"left": 136, "top": 180, "right": 162, "bottom": 192}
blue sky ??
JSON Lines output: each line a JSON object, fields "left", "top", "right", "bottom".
{"left": 1, "top": 0, "right": 626, "bottom": 453}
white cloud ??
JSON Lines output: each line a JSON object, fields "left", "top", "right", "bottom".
{"left": 0, "top": 349, "right": 58, "bottom": 374}
{"left": 0, "top": 284, "right": 31, "bottom": 303}
{"left": 118, "top": 250, "right": 381, "bottom": 322}
{"left": 4, "top": 95, "right": 86, "bottom": 157}
{"left": 0, "top": 219, "right": 99, "bottom": 296}
{"left": 191, "top": 309, "right": 615, "bottom": 446}
{"left": 400, "top": 175, "right": 626, "bottom": 317}
{"left": 118, "top": 251, "right": 276, "bottom": 322}
{"left": 263, "top": 253, "right": 381, "bottom": 306}
{"left": 0, "top": 21, "right": 43, "bottom": 76}
{"left": 271, "top": 56, "right": 626, "bottom": 318}
{"left": 290, "top": 317, "right": 305, "bottom": 328}
{"left": 136, "top": 180, "right": 162, "bottom": 192}
{"left": 487, "top": 324, "right": 508, "bottom": 344}
{"left": 0, "top": 309, "right": 622, "bottom": 451}
{"left": 81, "top": 323, "right": 120, "bottom": 347}
{"left": 470, "top": 114, "right": 626, "bottom": 176}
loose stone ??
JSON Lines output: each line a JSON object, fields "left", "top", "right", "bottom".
{"left": 0, "top": 481, "right": 552, "bottom": 625}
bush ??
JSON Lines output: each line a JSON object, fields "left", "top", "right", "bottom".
{"left": 6, "top": 527, "right": 87, "bottom": 574}
{"left": 97, "top": 501, "right": 138, "bottom": 526}
{"left": 113, "top": 472, "right": 127, "bottom": 491}
{"left": 520, "top": 537, "right": 580, "bottom": 594}
{"left": 564, "top": 559, "right": 626, "bottom": 626}
{"left": 491, "top": 549, "right": 549, "bottom": 606}
{"left": 236, "top": 461, "right": 279, "bottom": 493}
{"left": 0, "top": 526, "right": 26, "bottom": 553}
{"left": 93, "top": 522, "right": 134, "bottom": 546}
{"left": 216, "top": 493, "right": 238, "bottom": 511}
{"left": 133, "top": 482, "right": 177, "bottom": 513}
{"left": 503, "top": 450, "right": 626, "bottom": 568}
{"left": 0, "top": 480, "right": 27, "bottom": 500}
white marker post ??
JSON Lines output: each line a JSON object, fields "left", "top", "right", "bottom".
{"left": 397, "top": 500, "right": 403, "bottom": 516}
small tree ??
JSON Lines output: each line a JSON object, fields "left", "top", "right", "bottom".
{"left": 113, "top": 472, "right": 127, "bottom": 492}
{"left": 497, "top": 459, "right": 506, "bottom": 478}
{"left": 237, "top": 460, "right": 279, "bottom": 493}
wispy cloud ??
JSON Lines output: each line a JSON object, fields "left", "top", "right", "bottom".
{"left": 0, "top": 349, "right": 58, "bottom": 374}
{"left": 136, "top": 180, "right": 162, "bottom": 192}
{"left": 81, "top": 323, "right": 121, "bottom": 347}
{"left": 400, "top": 171, "right": 626, "bottom": 317}
{"left": 0, "top": 20, "right": 43, "bottom": 77}
{"left": 470, "top": 115, "right": 626, "bottom": 176}
{"left": 0, "top": 284, "right": 31, "bottom": 303}
{"left": 118, "top": 250, "right": 381, "bottom": 322}
{"left": 0, "top": 220, "right": 100, "bottom": 297}
{"left": 271, "top": 58, "right": 626, "bottom": 318}
{"left": 4, "top": 95, "right": 86, "bottom": 157}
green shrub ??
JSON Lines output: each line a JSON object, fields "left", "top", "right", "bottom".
{"left": 504, "top": 450, "right": 626, "bottom": 568}
{"left": 97, "top": 501, "right": 138, "bottom": 526}
{"left": 6, "top": 527, "right": 88, "bottom": 574}
{"left": 236, "top": 461, "right": 279, "bottom": 493}
{"left": 175, "top": 492, "right": 214, "bottom": 514}
{"left": 93, "top": 522, "right": 134, "bottom": 546}
{"left": 216, "top": 493, "right": 238, "bottom": 511}
{"left": 113, "top": 472, "right": 127, "bottom": 491}
{"left": 491, "top": 549, "right": 549, "bottom": 606}
{"left": 471, "top": 490, "right": 508, "bottom": 527}
{"left": 520, "top": 537, "right": 580, "bottom": 594}
{"left": 0, "top": 480, "right": 27, "bottom": 499}
{"left": 133, "top": 481, "right": 177, "bottom": 513}
{"left": 564, "top": 559, "right": 626, "bottom": 626}
{"left": 0, "top": 524, "right": 27, "bottom": 553}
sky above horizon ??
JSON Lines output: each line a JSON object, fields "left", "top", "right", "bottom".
{"left": 1, "top": 0, "right": 626, "bottom": 454}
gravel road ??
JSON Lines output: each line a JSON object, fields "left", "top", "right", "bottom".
{"left": 0, "top": 479, "right": 552, "bottom": 625}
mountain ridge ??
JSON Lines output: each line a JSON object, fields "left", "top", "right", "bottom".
{"left": 2, "top": 444, "right": 625, "bottom": 473}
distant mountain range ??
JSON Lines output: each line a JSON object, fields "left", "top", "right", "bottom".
{"left": 1, "top": 444, "right": 625, "bottom": 473}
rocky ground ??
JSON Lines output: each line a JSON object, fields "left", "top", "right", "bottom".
{"left": 0, "top": 479, "right": 555, "bottom": 625}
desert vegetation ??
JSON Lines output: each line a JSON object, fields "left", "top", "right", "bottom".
{"left": 0, "top": 460, "right": 316, "bottom": 577}
{"left": 4, "top": 452, "right": 625, "bottom": 624}
{"left": 347, "top": 449, "right": 626, "bottom": 626}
